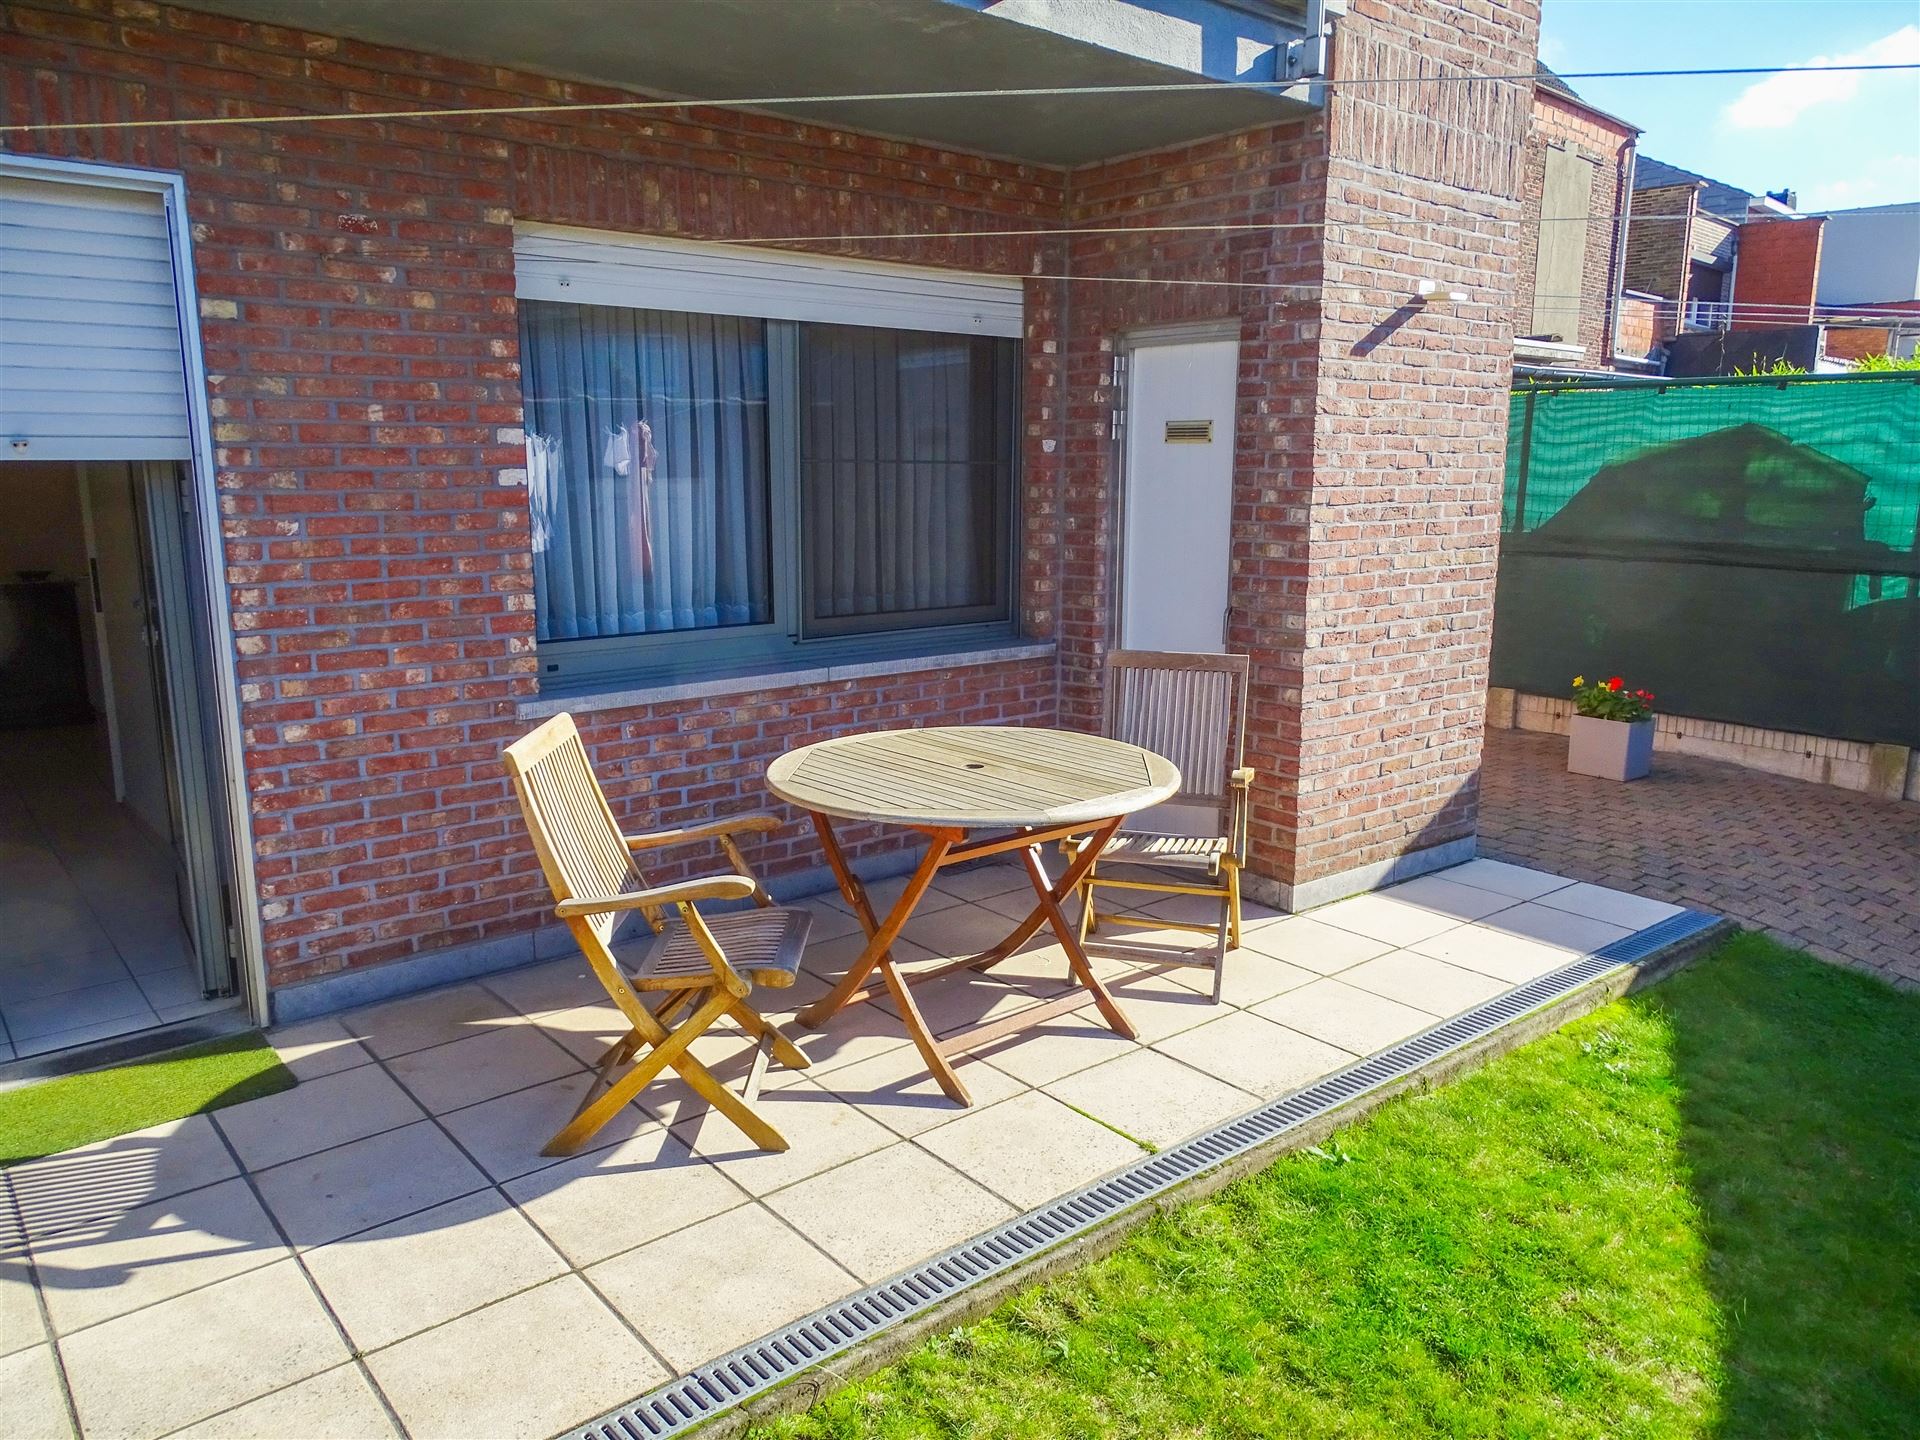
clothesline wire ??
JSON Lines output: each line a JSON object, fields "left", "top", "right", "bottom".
{"left": 508, "top": 247, "right": 1920, "bottom": 323}
{"left": 4, "top": 64, "right": 1917, "bottom": 135}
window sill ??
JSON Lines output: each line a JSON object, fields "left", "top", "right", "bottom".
{"left": 516, "top": 639, "right": 1057, "bottom": 720}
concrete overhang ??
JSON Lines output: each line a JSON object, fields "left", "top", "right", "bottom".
{"left": 187, "top": 0, "right": 1321, "bottom": 167}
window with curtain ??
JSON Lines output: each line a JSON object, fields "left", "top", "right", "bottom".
{"left": 801, "top": 326, "right": 1016, "bottom": 634}
{"left": 519, "top": 300, "right": 773, "bottom": 642}
{"left": 520, "top": 300, "right": 1019, "bottom": 680}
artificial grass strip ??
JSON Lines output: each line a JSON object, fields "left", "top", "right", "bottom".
{"left": 0, "top": 1031, "right": 295, "bottom": 1166}
{"left": 757, "top": 933, "right": 1920, "bottom": 1440}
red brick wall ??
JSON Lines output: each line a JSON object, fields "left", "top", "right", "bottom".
{"left": 1513, "top": 88, "right": 1634, "bottom": 364}
{"left": 1615, "top": 292, "right": 1662, "bottom": 360}
{"left": 1284, "top": 0, "right": 1539, "bottom": 888}
{"left": 1054, "top": 124, "right": 1327, "bottom": 886}
{"left": 1, "top": 0, "right": 1537, "bottom": 981}
{"left": 1730, "top": 216, "right": 1826, "bottom": 330}
{"left": 0, "top": 0, "right": 1073, "bottom": 985}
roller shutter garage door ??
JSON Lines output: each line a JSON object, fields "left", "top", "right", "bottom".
{"left": 1, "top": 174, "right": 193, "bottom": 461}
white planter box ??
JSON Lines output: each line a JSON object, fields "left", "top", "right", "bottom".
{"left": 1568, "top": 715, "right": 1654, "bottom": 781}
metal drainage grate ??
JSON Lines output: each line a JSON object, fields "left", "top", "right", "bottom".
{"left": 573, "top": 908, "right": 1722, "bottom": 1440}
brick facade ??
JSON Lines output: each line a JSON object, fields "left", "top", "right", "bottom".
{"left": 1, "top": 0, "right": 1538, "bottom": 999}
{"left": 1728, "top": 215, "right": 1826, "bottom": 331}
{"left": 1513, "top": 86, "right": 1634, "bottom": 364}
{"left": 1622, "top": 181, "right": 1702, "bottom": 338}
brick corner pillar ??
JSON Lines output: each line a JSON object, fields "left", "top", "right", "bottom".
{"left": 1241, "top": 0, "right": 1540, "bottom": 911}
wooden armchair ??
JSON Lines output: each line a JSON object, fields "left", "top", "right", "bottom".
{"left": 1074, "top": 650, "right": 1253, "bottom": 1002}
{"left": 502, "top": 713, "right": 811, "bottom": 1156}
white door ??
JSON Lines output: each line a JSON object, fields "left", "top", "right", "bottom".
{"left": 1120, "top": 337, "right": 1238, "bottom": 653}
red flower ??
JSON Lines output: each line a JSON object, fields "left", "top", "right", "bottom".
{"left": 1607, "top": 676, "right": 1623, "bottom": 691}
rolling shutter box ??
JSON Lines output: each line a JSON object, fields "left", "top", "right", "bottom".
{"left": 1, "top": 175, "right": 193, "bottom": 461}
{"left": 514, "top": 225, "right": 1025, "bottom": 338}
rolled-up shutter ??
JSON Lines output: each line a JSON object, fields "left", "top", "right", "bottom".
{"left": 1, "top": 175, "right": 193, "bottom": 461}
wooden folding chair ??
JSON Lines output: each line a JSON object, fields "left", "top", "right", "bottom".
{"left": 503, "top": 713, "right": 812, "bottom": 1156}
{"left": 1073, "top": 650, "right": 1253, "bottom": 1002}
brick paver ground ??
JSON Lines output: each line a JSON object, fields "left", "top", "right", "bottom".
{"left": 1480, "top": 730, "right": 1920, "bottom": 990}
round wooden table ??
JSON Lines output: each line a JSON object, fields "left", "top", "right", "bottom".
{"left": 767, "top": 726, "right": 1181, "bottom": 1105}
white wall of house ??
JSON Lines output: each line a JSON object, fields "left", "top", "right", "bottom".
{"left": 1815, "top": 202, "right": 1920, "bottom": 306}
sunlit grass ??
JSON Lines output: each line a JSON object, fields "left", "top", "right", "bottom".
{"left": 757, "top": 934, "right": 1919, "bottom": 1438}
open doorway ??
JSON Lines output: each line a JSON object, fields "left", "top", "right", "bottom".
{"left": 0, "top": 460, "right": 239, "bottom": 1059}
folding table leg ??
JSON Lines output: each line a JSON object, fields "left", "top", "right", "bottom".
{"left": 797, "top": 819, "right": 971, "bottom": 1103}
{"left": 1015, "top": 824, "right": 1138, "bottom": 1041}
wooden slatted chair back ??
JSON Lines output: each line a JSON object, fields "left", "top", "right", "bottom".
{"left": 1102, "top": 650, "right": 1249, "bottom": 808}
{"left": 503, "top": 713, "right": 640, "bottom": 950}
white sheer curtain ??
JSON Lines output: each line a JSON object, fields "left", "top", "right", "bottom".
{"left": 800, "top": 326, "right": 1014, "bottom": 632}
{"left": 519, "top": 300, "right": 771, "bottom": 641}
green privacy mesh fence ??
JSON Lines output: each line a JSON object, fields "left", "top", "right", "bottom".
{"left": 1490, "top": 374, "right": 1920, "bottom": 746}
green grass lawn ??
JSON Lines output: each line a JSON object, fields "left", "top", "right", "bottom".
{"left": 755, "top": 934, "right": 1920, "bottom": 1439}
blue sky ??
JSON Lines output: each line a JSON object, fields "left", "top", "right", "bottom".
{"left": 1538, "top": 0, "right": 1920, "bottom": 210}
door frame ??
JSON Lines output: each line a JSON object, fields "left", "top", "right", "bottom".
{"left": 1110, "top": 319, "right": 1244, "bottom": 652}
{"left": 3, "top": 153, "right": 269, "bottom": 1025}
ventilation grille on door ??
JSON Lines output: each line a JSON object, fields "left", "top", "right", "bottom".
{"left": 1163, "top": 419, "right": 1213, "bottom": 443}
{"left": 570, "top": 907, "right": 1722, "bottom": 1440}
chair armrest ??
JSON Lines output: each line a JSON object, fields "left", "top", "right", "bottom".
{"left": 554, "top": 875, "right": 758, "bottom": 919}
{"left": 625, "top": 812, "right": 781, "bottom": 852}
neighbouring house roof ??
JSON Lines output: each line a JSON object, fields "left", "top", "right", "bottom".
{"left": 1533, "top": 64, "right": 1641, "bottom": 134}
{"left": 1633, "top": 156, "right": 1758, "bottom": 220}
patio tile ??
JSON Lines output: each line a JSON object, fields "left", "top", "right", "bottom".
{"left": 214, "top": 1063, "right": 423, "bottom": 1173}
{"left": 33, "top": 1177, "right": 286, "bottom": 1337}
{"left": 59, "top": 1259, "right": 348, "bottom": 1440}
{"left": 252, "top": 1120, "right": 486, "bottom": 1249}
{"left": 1253, "top": 978, "right": 1438, "bottom": 1054}
{"left": 1409, "top": 925, "right": 1587, "bottom": 984}
{"left": 302, "top": 1189, "right": 567, "bottom": 1351}
{"left": 809, "top": 1043, "right": 1027, "bottom": 1138}
{"left": 1437, "top": 857, "right": 1575, "bottom": 901}
{"left": 1096, "top": 967, "right": 1221, "bottom": 1043}
{"left": 972, "top": 1016, "right": 1136, "bottom": 1088}
{"left": 1373, "top": 874, "right": 1521, "bottom": 924}
{"left": 1337, "top": 951, "right": 1512, "bottom": 1016}
{"left": 531, "top": 998, "right": 632, "bottom": 1067}
{"left": 590, "top": 1204, "right": 857, "bottom": 1375}
{"left": 13, "top": 1013, "right": 162, "bottom": 1060}
{"left": 1308, "top": 893, "right": 1467, "bottom": 947}
{"left": 901, "top": 902, "right": 1036, "bottom": 961}
{"left": 0, "top": 897, "right": 112, "bottom": 965}
{"left": 385, "top": 1024, "right": 582, "bottom": 1115}
{"left": 0, "top": 1345, "right": 72, "bottom": 1440}
{"left": 1476, "top": 902, "right": 1634, "bottom": 955}
{"left": 169, "top": 1365, "right": 396, "bottom": 1440}
{"left": 1529, "top": 882, "right": 1686, "bottom": 931}
{"left": 857, "top": 872, "right": 966, "bottom": 919}
{"left": 340, "top": 981, "right": 517, "bottom": 1060}
{"left": 4, "top": 979, "right": 153, "bottom": 1043}
{"left": 363, "top": 1275, "right": 665, "bottom": 1440}
{"left": 1151, "top": 1011, "right": 1355, "bottom": 1099}
{"left": 1136, "top": 891, "right": 1284, "bottom": 930}
{"left": 265, "top": 1017, "right": 372, "bottom": 1081}
{"left": 7, "top": 1115, "right": 238, "bottom": 1244}
{"left": 1160, "top": 948, "right": 1318, "bottom": 1007}
{"left": 763, "top": 1144, "right": 1015, "bottom": 1283}
{"left": 0, "top": 1259, "right": 45, "bottom": 1357}
{"left": 439, "top": 1073, "right": 661, "bottom": 1183}
{"left": 788, "top": 895, "right": 866, "bottom": 942}
{"left": 504, "top": 1127, "right": 750, "bottom": 1267}
{"left": 1046, "top": 1048, "right": 1257, "bottom": 1150}
{"left": 915, "top": 1090, "right": 1146, "bottom": 1209}
{"left": 479, "top": 957, "right": 606, "bottom": 1019}
{"left": 929, "top": 861, "right": 1029, "bottom": 902}
{"left": 129, "top": 964, "right": 206, "bottom": 1013}
{"left": 674, "top": 1079, "right": 898, "bottom": 1195}
{"left": 884, "top": 971, "right": 1067, "bottom": 1041}
{"left": 798, "top": 927, "right": 939, "bottom": 987}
